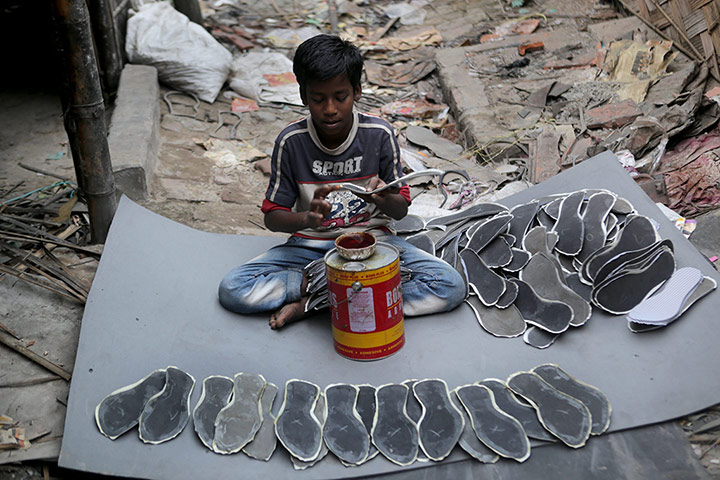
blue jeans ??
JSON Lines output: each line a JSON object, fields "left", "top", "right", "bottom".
{"left": 218, "top": 234, "right": 466, "bottom": 317}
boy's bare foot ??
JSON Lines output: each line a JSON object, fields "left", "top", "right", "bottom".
{"left": 269, "top": 297, "right": 309, "bottom": 330}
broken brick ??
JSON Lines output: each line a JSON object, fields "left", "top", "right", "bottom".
{"left": 518, "top": 41, "right": 544, "bottom": 56}
{"left": 585, "top": 100, "right": 641, "bottom": 129}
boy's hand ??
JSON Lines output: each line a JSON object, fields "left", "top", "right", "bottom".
{"left": 305, "top": 185, "right": 335, "bottom": 228}
{"left": 356, "top": 177, "right": 407, "bottom": 220}
{"left": 356, "top": 177, "right": 399, "bottom": 206}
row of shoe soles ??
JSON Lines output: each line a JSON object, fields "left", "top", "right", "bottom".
{"left": 95, "top": 363, "right": 610, "bottom": 467}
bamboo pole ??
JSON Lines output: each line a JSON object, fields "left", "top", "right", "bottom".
{"left": 51, "top": 0, "right": 117, "bottom": 244}
{"left": 86, "top": 0, "right": 124, "bottom": 99}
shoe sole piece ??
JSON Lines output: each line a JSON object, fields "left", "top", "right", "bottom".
{"left": 323, "top": 384, "right": 370, "bottom": 465}
{"left": 536, "top": 208, "right": 557, "bottom": 230}
{"left": 455, "top": 384, "right": 531, "bottom": 462}
{"left": 592, "top": 247, "right": 675, "bottom": 314}
{"left": 551, "top": 191, "right": 585, "bottom": 255}
{"left": 510, "top": 279, "right": 573, "bottom": 334}
{"left": 242, "top": 382, "right": 279, "bottom": 461}
{"left": 495, "top": 280, "right": 519, "bottom": 309}
{"left": 275, "top": 379, "right": 323, "bottom": 462}
{"left": 531, "top": 364, "right": 611, "bottom": 435}
{"left": 542, "top": 197, "right": 561, "bottom": 220}
{"left": 95, "top": 368, "right": 166, "bottom": 440}
{"left": 520, "top": 253, "right": 591, "bottom": 327}
{"left": 627, "top": 267, "right": 704, "bottom": 323}
{"left": 449, "top": 390, "right": 500, "bottom": 463}
{"left": 478, "top": 236, "right": 514, "bottom": 268}
{"left": 355, "top": 385, "right": 380, "bottom": 463}
{"left": 466, "top": 214, "right": 513, "bottom": 253}
{"left": 291, "top": 392, "right": 330, "bottom": 470}
{"left": 506, "top": 371, "right": 591, "bottom": 448}
{"left": 405, "top": 232, "right": 435, "bottom": 256}
{"left": 440, "top": 234, "right": 461, "bottom": 269}
{"left": 372, "top": 383, "right": 419, "bottom": 466}
{"left": 465, "top": 296, "right": 526, "bottom": 338}
{"left": 582, "top": 215, "right": 658, "bottom": 283}
{"left": 138, "top": 366, "right": 195, "bottom": 444}
{"left": 628, "top": 276, "right": 717, "bottom": 332}
{"left": 477, "top": 378, "right": 557, "bottom": 442}
{"left": 575, "top": 192, "right": 615, "bottom": 262}
{"left": 460, "top": 249, "right": 506, "bottom": 306}
{"left": 508, "top": 201, "right": 540, "bottom": 241}
{"left": 611, "top": 196, "right": 635, "bottom": 215}
{"left": 503, "top": 248, "right": 531, "bottom": 273}
{"left": 413, "top": 379, "right": 465, "bottom": 461}
{"left": 425, "top": 202, "right": 508, "bottom": 228}
{"left": 523, "top": 326, "right": 559, "bottom": 349}
{"left": 522, "top": 226, "right": 564, "bottom": 275}
{"left": 192, "top": 375, "right": 233, "bottom": 450}
{"left": 402, "top": 380, "right": 423, "bottom": 424}
{"left": 564, "top": 272, "right": 592, "bottom": 302}
{"left": 213, "top": 373, "right": 266, "bottom": 454}
{"left": 593, "top": 239, "right": 674, "bottom": 288}
{"left": 434, "top": 219, "right": 474, "bottom": 251}
{"left": 455, "top": 254, "right": 470, "bottom": 301}
{"left": 389, "top": 214, "right": 426, "bottom": 234}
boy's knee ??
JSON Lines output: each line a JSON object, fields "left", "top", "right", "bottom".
{"left": 218, "top": 276, "right": 251, "bottom": 314}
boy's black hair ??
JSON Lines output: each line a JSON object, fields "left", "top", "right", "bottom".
{"left": 293, "top": 34, "right": 363, "bottom": 94}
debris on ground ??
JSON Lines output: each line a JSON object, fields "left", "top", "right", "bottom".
{"left": 0, "top": 180, "right": 97, "bottom": 304}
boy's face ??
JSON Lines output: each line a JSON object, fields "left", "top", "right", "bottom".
{"left": 301, "top": 74, "right": 361, "bottom": 149}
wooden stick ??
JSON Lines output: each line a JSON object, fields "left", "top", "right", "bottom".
{"left": 0, "top": 330, "right": 72, "bottom": 381}
{"left": 0, "top": 215, "right": 77, "bottom": 247}
{"left": 0, "top": 376, "right": 63, "bottom": 388}
{"left": 1, "top": 240, "right": 89, "bottom": 299}
{"left": 0, "top": 229, "right": 99, "bottom": 258}
{"left": 0, "top": 263, "right": 84, "bottom": 303}
{"left": 0, "top": 213, "right": 63, "bottom": 227}
{"left": 700, "top": 437, "right": 720, "bottom": 459}
{"left": 0, "top": 181, "right": 25, "bottom": 202}
{"left": 371, "top": 17, "right": 398, "bottom": 42}
{"left": 43, "top": 246, "right": 91, "bottom": 294}
{"left": 17, "top": 162, "right": 73, "bottom": 182}
{"left": 0, "top": 321, "right": 21, "bottom": 340}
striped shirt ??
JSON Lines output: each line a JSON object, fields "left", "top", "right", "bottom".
{"left": 262, "top": 110, "right": 409, "bottom": 239}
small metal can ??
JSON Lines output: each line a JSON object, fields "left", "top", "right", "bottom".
{"left": 324, "top": 242, "right": 404, "bottom": 361}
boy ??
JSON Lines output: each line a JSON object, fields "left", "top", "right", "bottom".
{"left": 218, "top": 34, "right": 465, "bottom": 329}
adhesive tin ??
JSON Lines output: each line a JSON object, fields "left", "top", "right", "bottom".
{"left": 324, "top": 242, "right": 404, "bottom": 361}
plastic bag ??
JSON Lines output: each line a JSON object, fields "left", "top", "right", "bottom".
{"left": 126, "top": 2, "right": 232, "bottom": 103}
{"left": 229, "top": 51, "right": 303, "bottom": 106}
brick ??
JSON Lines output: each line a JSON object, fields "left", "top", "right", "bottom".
{"left": 585, "top": 100, "right": 641, "bottom": 129}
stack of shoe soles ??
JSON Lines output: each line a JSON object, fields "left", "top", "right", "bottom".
{"left": 96, "top": 364, "right": 611, "bottom": 468}
{"left": 376, "top": 189, "right": 715, "bottom": 348}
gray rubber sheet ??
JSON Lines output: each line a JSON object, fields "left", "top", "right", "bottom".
{"left": 59, "top": 152, "right": 720, "bottom": 479}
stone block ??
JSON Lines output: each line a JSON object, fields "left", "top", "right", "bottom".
{"left": 107, "top": 64, "right": 160, "bottom": 200}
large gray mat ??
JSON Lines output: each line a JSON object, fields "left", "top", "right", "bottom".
{"left": 59, "top": 152, "right": 720, "bottom": 478}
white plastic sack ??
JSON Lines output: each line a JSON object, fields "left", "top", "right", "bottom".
{"left": 126, "top": 2, "right": 232, "bottom": 103}
{"left": 229, "top": 51, "right": 303, "bottom": 106}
